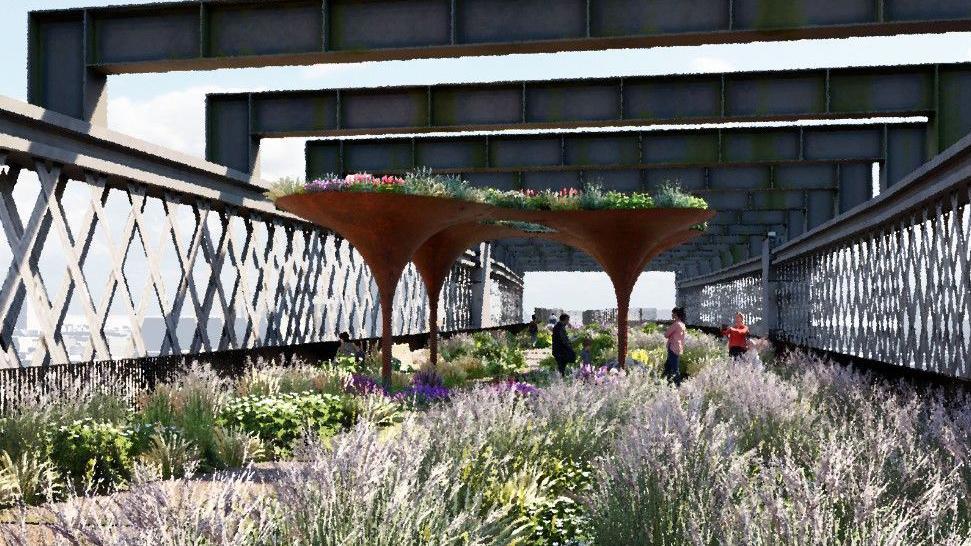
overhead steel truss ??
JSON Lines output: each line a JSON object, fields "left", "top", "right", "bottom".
{"left": 678, "top": 129, "right": 971, "bottom": 380}
{"left": 304, "top": 123, "right": 926, "bottom": 275}
{"left": 304, "top": 124, "right": 924, "bottom": 191}
{"left": 208, "top": 62, "right": 971, "bottom": 173}
{"left": 29, "top": 1, "right": 971, "bottom": 122}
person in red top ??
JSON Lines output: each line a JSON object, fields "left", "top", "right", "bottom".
{"left": 721, "top": 312, "right": 749, "bottom": 359}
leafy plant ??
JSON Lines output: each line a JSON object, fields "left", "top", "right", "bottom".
{"left": 653, "top": 182, "right": 707, "bottom": 209}
{"left": 217, "top": 392, "right": 346, "bottom": 457}
{"left": 48, "top": 419, "right": 133, "bottom": 495}
{"left": 0, "top": 450, "right": 59, "bottom": 507}
{"left": 211, "top": 426, "right": 266, "bottom": 469}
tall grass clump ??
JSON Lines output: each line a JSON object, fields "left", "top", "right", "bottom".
{"left": 3, "top": 342, "right": 969, "bottom": 545}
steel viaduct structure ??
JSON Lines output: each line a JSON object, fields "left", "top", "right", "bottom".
{"left": 4, "top": 0, "right": 969, "bottom": 380}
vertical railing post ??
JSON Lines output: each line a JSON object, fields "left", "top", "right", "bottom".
{"left": 762, "top": 234, "right": 778, "bottom": 337}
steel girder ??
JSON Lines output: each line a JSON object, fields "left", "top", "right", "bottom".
{"left": 303, "top": 123, "right": 927, "bottom": 274}
{"left": 208, "top": 62, "right": 971, "bottom": 172}
{"left": 29, "top": 1, "right": 971, "bottom": 121}
{"left": 304, "top": 124, "right": 925, "bottom": 190}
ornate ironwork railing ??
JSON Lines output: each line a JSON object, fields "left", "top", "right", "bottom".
{"left": 678, "top": 130, "right": 971, "bottom": 380}
{"left": 678, "top": 272, "right": 765, "bottom": 336}
{"left": 0, "top": 98, "right": 522, "bottom": 369}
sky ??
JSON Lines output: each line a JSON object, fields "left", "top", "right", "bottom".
{"left": 3, "top": 1, "right": 971, "bottom": 319}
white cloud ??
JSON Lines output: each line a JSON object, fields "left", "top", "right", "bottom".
{"left": 688, "top": 56, "right": 737, "bottom": 73}
{"left": 108, "top": 84, "right": 303, "bottom": 181}
{"left": 259, "top": 138, "right": 309, "bottom": 181}
{"left": 108, "top": 85, "right": 227, "bottom": 157}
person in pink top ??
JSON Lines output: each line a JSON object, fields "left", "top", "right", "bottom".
{"left": 664, "top": 307, "right": 687, "bottom": 384}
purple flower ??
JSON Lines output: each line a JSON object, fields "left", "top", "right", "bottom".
{"left": 305, "top": 177, "right": 349, "bottom": 193}
{"left": 347, "top": 373, "right": 385, "bottom": 396}
{"left": 412, "top": 369, "right": 444, "bottom": 388}
{"left": 493, "top": 380, "right": 538, "bottom": 396}
{"left": 394, "top": 383, "right": 450, "bottom": 404}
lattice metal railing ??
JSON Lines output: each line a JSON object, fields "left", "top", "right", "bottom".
{"left": 677, "top": 130, "right": 971, "bottom": 380}
{"left": 0, "top": 153, "right": 520, "bottom": 368}
{"left": 679, "top": 273, "right": 765, "bottom": 336}
{"left": 493, "top": 269, "right": 524, "bottom": 326}
{"left": 775, "top": 186, "right": 970, "bottom": 378}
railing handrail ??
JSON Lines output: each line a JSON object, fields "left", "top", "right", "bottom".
{"left": 0, "top": 95, "right": 292, "bottom": 218}
{"left": 679, "top": 128, "right": 971, "bottom": 286}
{"left": 771, "top": 129, "right": 971, "bottom": 264}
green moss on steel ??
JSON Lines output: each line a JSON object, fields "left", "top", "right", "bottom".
{"left": 940, "top": 71, "right": 971, "bottom": 149}
{"left": 310, "top": 96, "right": 335, "bottom": 132}
{"left": 539, "top": 88, "right": 567, "bottom": 122}
{"left": 830, "top": 75, "right": 876, "bottom": 112}
{"left": 754, "top": 1, "right": 807, "bottom": 29}
{"left": 683, "top": 133, "right": 719, "bottom": 163}
{"left": 432, "top": 90, "right": 457, "bottom": 126}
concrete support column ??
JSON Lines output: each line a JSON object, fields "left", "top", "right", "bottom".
{"left": 761, "top": 235, "right": 778, "bottom": 337}
{"left": 469, "top": 242, "right": 494, "bottom": 329}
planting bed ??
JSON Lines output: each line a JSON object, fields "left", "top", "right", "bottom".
{"left": 3, "top": 325, "right": 968, "bottom": 545}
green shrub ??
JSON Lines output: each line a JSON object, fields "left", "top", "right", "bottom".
{"left": 534, "top": 329, "right": 552, "bottom": 349}
{"left": 217, "top": 392, "right": 346, "bottom": 457}
{"left": 440, "top": 333, "right": 474, "bottom": 362}
{"left": 538, "top": 355, "right": 558, "bottom": 370}
{"left": 136, "top": 379, "right": 223, "bottom": 469}
{"left": 641, "top": 322, "right": 662, "bottom": 335}
{"left": 49, "top": 419, "right": 133, "bottom": 495}
{"left": 653, "top": 182, "right": 708, "bottom": 209}
{"left": 0, "top": 408, "right": 52, "bottom": 463}
{"left": 454, "top": 354, "right": 489, "bottom": 380}
{"left": 470, "top": 332, "right": 526, "bottom": 378}
{"left": 572, "top": 324, "right": 616, "bottom": 364}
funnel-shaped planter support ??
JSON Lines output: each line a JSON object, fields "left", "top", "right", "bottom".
{"left": 413, "top": 222, "right": 531, "bottom": 365}
{"left": 513, "top": 209, "right": 715, "bottom": 366}
{"left": 277, "top": 191, "right": 714, "bottom": 383}
{"left": 276, "top": 193, "right": 487, "bottom": 386}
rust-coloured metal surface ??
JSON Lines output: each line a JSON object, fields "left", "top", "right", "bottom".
{"left": 276, "top": 193, "right": 489, "bottom": 384}
{"left": 277, "top": 192, "right": 714, "bottom": 381}
{"left": 522, "top": 209, "right": 715, "bottom": 365}
{"left": 413, "top": 222, "right": 533, "bottom": 365}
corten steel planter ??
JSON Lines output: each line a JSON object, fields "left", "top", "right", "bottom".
{"left": 277, "top": 191, "right": 714, "bottom": 383}
{"left": 413, "top": 222, "right": 541, "bottom": 365}
{"left": 516, "top": 209, "right": 714, "bottom": 366}
{"left": 276, "top": 192, "right": 490, "bottom": 385}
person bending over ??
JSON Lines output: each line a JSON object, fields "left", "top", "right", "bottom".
{"left": 551, "top": 313, "right": 576, "bottom": 376}
{"left": 337, "top": 331, "right": 364, "bottom": 361}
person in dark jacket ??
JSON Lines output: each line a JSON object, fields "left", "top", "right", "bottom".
{"left": 551, "top": 313, "right": 576, "bottom": 376}
{"left": 527, "top": 314, "right": 539, "bottom": 347}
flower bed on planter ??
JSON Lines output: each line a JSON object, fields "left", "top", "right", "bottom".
{"left": 268, "top": 170, "right": 708, "bottom": 211}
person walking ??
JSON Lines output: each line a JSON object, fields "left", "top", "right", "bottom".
{"left": 527, "top": 314, "right": 539, "bottom": 347}
{"left": 721, "top": 312, "right": 749, "bottom": 360}
{"left": 664, "top": 307, "right": 687, "bottom": 384}
{"left": 551, "top": 313, "right": 576, "bottom": 376}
